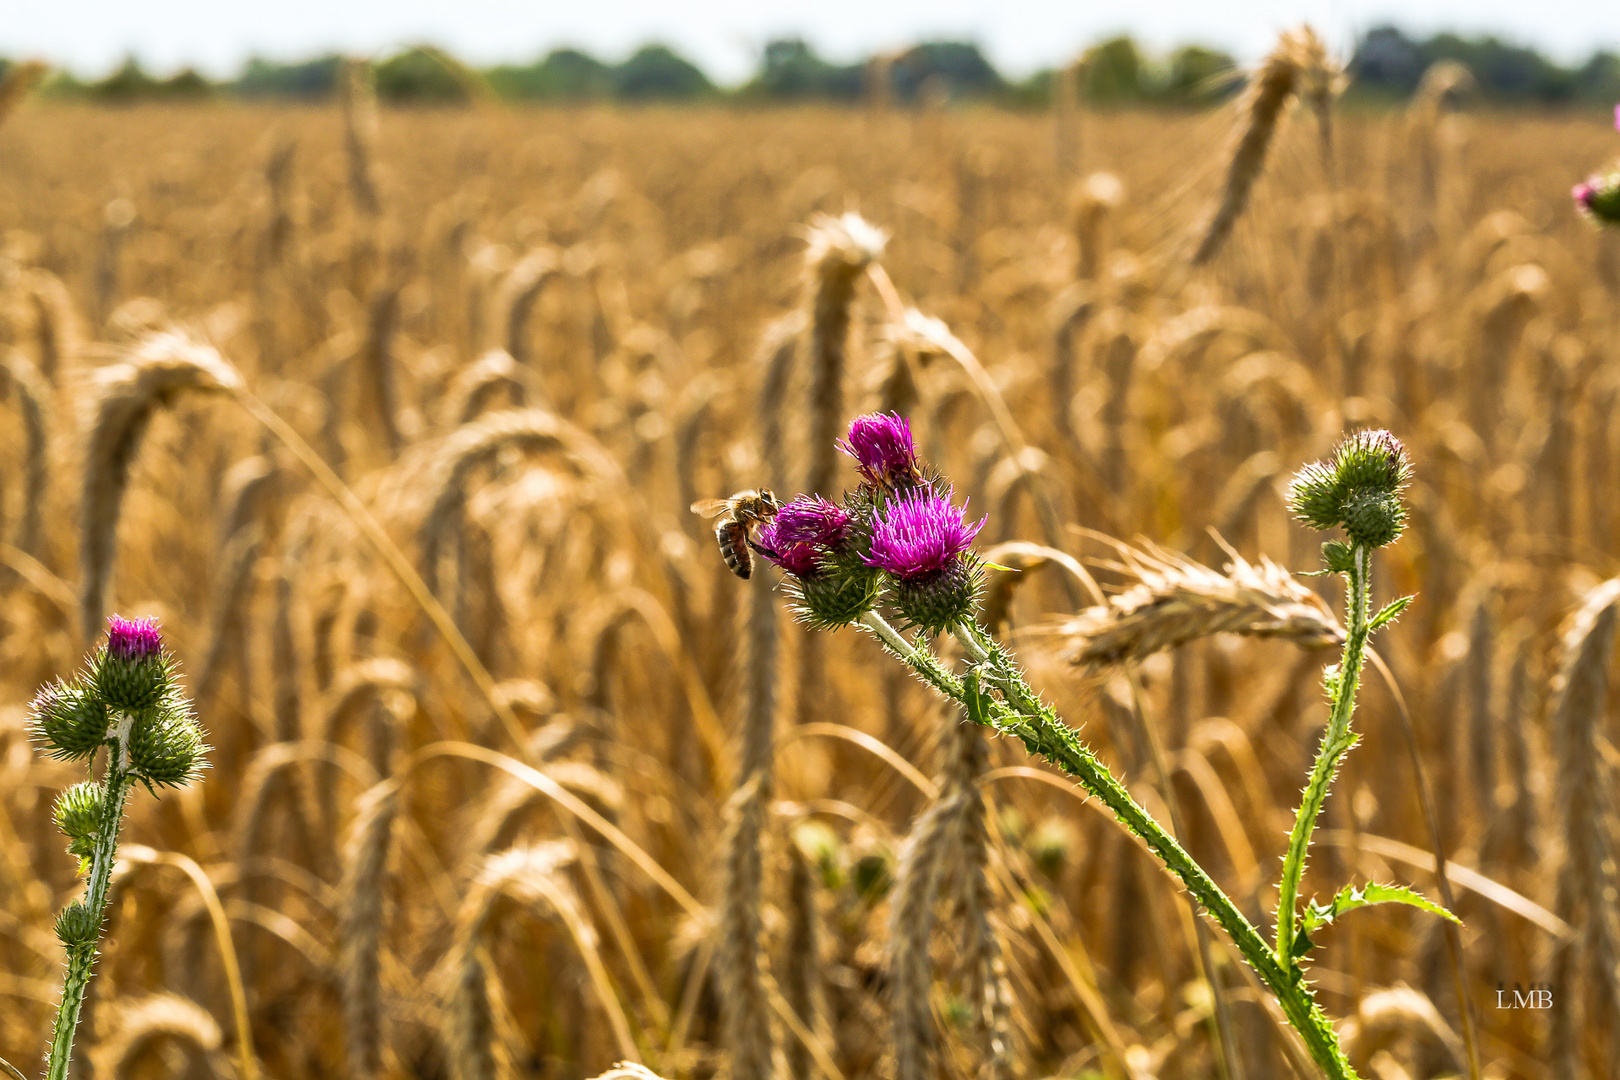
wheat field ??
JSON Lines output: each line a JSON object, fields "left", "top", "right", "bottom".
{"left": 0, "top": 76, "right": 1617, "bottom": 1080}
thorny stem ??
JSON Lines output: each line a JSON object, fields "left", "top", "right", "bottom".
{"left": 1275, "top": 544, "right": 1369, "bottom": 969}
{"left": 46, "top": 714, "right": 136, "bottom": 1080}
{"left": 857, "top": 610, "right": 1358, "bottom": 1078}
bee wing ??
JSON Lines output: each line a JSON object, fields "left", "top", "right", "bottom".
{"left": 690, "top": 498, "right": 731, "bottom": 518}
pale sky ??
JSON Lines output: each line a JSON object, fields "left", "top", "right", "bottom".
{"left": 9, "top": 0, "right": 1620, "bottom": 83}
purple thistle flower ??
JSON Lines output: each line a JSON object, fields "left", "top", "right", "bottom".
{"left": 106, "top": 616, "right": 162, "bottom": 661}
{"left": 864, "top": 487, "right": 985, "bottom": 582}
{"left": 758, "top": 496, "right": 851, "bottom": 579}
{"left": 839, "top": 412, "right": 920, "bottom": 488}
{"left": 763, "top": 496, "right": 849, "bottom": 549}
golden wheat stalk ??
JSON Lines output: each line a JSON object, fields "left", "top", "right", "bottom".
{"left": 78, "top": 331, "right": 242, "bottom": 638}
{"left": 340, "top": 780, "right": 400, "bottom": 1080}
{"left": 414, "top": 408, "right": 607, "bottom": 597}
{"left": 889, "top": 779, "right": 959, "bottom": 1080}
{"left": 341, "top": 58, "right": 382, "bottom": 218}
{"left": 720, "top": 776, "right": 773, "bottom": 1080}
{"left": 0, "top": 348, "right": 50, "bottom": 558}
{"left": 26, "top": 268, "right": 80, "bottom": 384}
{"left": 91, "top": 993, "right": 224, "bottom": 1080}
{"left": 783, "top": 835, "right": 822, "bottom": 1080}
{"left": 1548, "top": 578, "right": 1620, "bottom": 1064}
{"left": 1192, "top": 27, "right": 1331, "bottom": 265}
{"left": 443, "top": 843, "right": 578, "bottom": 1080}
{"left": 1052, "top": 538, "right": 1342, "bottom": 666}
{"left": 497, "top": 248, "right": 562, "bottom": 364}
{"left": 0, "top": 60, "right": 46, "bottom": 129}
{"left": 444, "top": 349, "right": 531, "bottom": 427}
{"left": 802, "top": 212, "right": 885, "bottom": 497}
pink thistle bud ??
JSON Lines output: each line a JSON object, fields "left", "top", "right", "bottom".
{"left": 94, "top": 614, "right": 172, "bottom": 711}
{"left": 838, "top": 412, "right": 921, "bottom": 488}
{"left": 106, "top": 616, "right": 162, "bottom": 661}
{"left": 1575, "top": 171, "right": 1620, "bottom": 227}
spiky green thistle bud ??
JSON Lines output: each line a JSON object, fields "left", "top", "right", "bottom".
{"left": 90, "top": 617, "right": 175, "bottom": 713}
{"left": 889, "top": 557, "right": 984, "bottom": 636}
{"left": 1333, "top": 430, "right": 1410, "bottom": 491}
{"left": 127, "top": 699, "right": 207, "bottom": 789}
{"left": 29, "top": 679, "right": 109, "bottom": 761}
{"left": 1288, "top": 461, "right": 1344, "bottom": 532}
{"left": 54, "top": 783, "right": 105, "bottom": 860}
{"left": 1287, "top": 430, "right": 1411, "bottom": 553}
{"left": 1575, "top": 170, "right": 1620, "bottom": 227}
{"left": 54, "top": 902, "right": 100, "bottom": 949}
{"left": 1341, "top": 490, "right": 1406, "bottom": 549}
{"left": 791, "top": 565, "right": 884, "bottom": 631}
{"left": 1321, "top": 540, "right": 1355, "bottom": 574}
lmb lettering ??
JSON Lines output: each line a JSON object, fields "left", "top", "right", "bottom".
{"left": 1495, "top": 983, "right": 1553, "bottom": 1009}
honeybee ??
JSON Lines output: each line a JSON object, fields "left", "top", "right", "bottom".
{"left": 690, "top": 489, "right": 781, "bottom": 579}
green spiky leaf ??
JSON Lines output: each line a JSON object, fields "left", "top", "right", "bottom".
{"left": 1292, "top": 882, "right": 1459, "bottom": 958}
{"left": 962, "top": 665, "right": 997, "bottom": 730}
{"left": 1369, "top": 595, "right": 1414, "bottom": 632}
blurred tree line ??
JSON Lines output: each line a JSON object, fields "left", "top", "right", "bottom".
{"left": 6, "top": 26, "right": 1618, "bottom": 107}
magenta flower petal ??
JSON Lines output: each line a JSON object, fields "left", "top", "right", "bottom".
{"left": 774, "top": 542, "right": 822, "bottom": 578}
{"left": 764, "top": 496, "right": 849, "bottom": 548}
{"left": 838, "top": 412, "right": 919, "bottom": 487}
{"left": 758, "top": 496, "right": 852, "bottom": 579}
{"left": 106, "top": 615, "right": 162, "bottom": 661}
{"left": 863, "top": 487, "right": 985, "bottom": 582}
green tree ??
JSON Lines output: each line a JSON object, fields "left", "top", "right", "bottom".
{"left": 1083, "top": 36, "right": 1144, "bottom": 101}
{"left": 486, "top": 48, "right": 614, "bottom": 100}
{"left": 374, "top": 46, "right": 478, "bottom": 104}
{"left": 613, "top": 44, "right": 713, "bottom": 101}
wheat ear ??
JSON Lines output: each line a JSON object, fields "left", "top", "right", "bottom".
{"left": 1, "top": 348, "right": 50, "bottom": 557}
{"left": 340, "top": 779, "right": 400, "bottom": 1080}
{"left": 802, "top": 212, "right": 885, "bottom": 497}
{"left": 1054, "top": 540, "right": 1343, "bottom": 666}
{"left": 0, "top": 60, "right": 46, "bottom": 128}
{"left": 1548, "top": 579, "right": 1620, "bottom": 1069}
{"left": 78, "top": 331, "right": 241, "bottom": 639}
{"left": 341, "top": 58, "right": 382, "bottom": 218}
{"left": 92, "top": 993, "right": 224, "bottom": 1080}
{"left": 1192, "top": 27, "right": 1325, "bottom": 265}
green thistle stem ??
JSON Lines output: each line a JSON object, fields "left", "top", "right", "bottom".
{"left": 855, "top": 610, "right": 1358, "bottom": 1078}
{"left": 46, "top": 714, "right": 135, "bottom": 1080}
{"left": 1275, "top": 543, "right": 1369, "bottom": 969}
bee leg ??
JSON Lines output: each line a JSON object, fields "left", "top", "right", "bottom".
{"left": 747, "top": 539, "right": 781, "bottom": 562}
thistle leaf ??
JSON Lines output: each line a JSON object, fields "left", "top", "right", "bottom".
{"left": 962, "top": 666, "right": 998, "bottom": 729}
{"left": 1368, "top": 595, "right": 1414, "bottom": 632}
{"left": 1293, "top": 882, "right": 1459, "bottom": 957}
